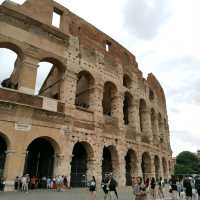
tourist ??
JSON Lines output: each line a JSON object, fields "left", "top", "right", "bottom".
{"left": 150, "top": 177, "right": 156, "bottom": 199}
{"left": 195, "top": 176, "right": 200, "bottom": 200}
{"left": 108, "top": 174, "right": 118, "bottom": 200}
{"left": 47, "top": 177, "right": 51, "bottom": 189}
{"left": 102, "top": 174, "right": 110, "bottom": 200}
{"left": 157, "top": 177, "right": 164, "bottom": 200}
{"left": 183, "top": 177, "right": 192, "bottom": 200}
{"left": 88, "top": 176, "right": 96, "bottom": 200}
{"left": 169, "top": 176, "right": 177, "bottom": 200}
{"left": 21, "top": 174, "right": 29, "bottom": 193}
{"left": 132, "top": 177, "right": 138, "bottom": 200}
{"left": 133, "top": 177, "right": 146, "bottom": 200}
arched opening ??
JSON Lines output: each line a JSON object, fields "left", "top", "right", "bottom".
{"left": 151, "top": 108, "right": 156, "bottom": 137}
{"left": 158, "top": 113, "right": 163, "bottom": 143}
{"left": 0, "top": 43, "right": 22, "bottom": 90}
{"left": 123, "top": 74, "right": 132, "bottom": 89}
{"left": 36, "top": 58, "right": 65, "bottom": 99}
{"left": 70, "top": 142, "right": 94, "bottom": 187}
{"left": 75, "top": 71, "right": 94, "bottom": 109}
{"left": 141, "top": 152, "right": 151, "bottom": 180}
{"left": 139, "top": 99, "right": 147, "bottom": 132}
{"left": 125, "top": 149, "right": 137, "bottom": 186}
{"left": 0, "top": 135, "right": 7, "bottom": 177}
{"left": 162, "top": 157, "right": 167, "bottom": 179}
{"left": 102, "top": 82, "right": 117, "bottom": 116}
{"left": 24, "top": 137, "right": 56, "bottom": 179}
{"left": 168, "top": 160, "right": 171, "bottom": 175}
{"left": 123, "top": 92, "right": 132, "bottom": 125}
{"left": 102, "top": 146, "right": 119, "bottom": 179}
{"left": 154, "top": 155, "right": 160, "bottom": 180}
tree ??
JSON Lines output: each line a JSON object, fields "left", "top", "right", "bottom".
{"left": 174, "top": 151, "right": 200, "bottom": 176}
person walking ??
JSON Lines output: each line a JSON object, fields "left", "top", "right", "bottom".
{"left": 102, "top": 175, "right": 110, "bottom": 200}
{"left": 195, "top": 176, "right": 200, "bottom": 200}
{"left": 183, "top": 178, "right": 192, "bottom": 200}
{"left": 170, "top": 176, "right": 177, "bottom": 200}
{"left": 21, "top": 174, "right": 29, "bottom": 193}
{"left": 157, "top": 177, "right": 164, "bottom": 200}
{"left": 108, "top": 174, "right": 118, "bottom": 200}
{"left": 88, "top": 176, "right": 96, "bottom": 200}
{"left": 150, "top": 177, "right": 156, "bottom": 199}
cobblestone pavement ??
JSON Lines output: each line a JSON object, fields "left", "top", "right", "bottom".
{"left": 0, "top": 187, "right": 173, "bottom": 200}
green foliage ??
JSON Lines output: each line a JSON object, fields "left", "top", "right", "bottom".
{"left": 174, "top": 151, "right": 200, "bottom": 176}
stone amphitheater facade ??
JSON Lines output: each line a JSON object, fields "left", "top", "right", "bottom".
{"left": 0, "top": 0, "right": 172, "bottom": 191}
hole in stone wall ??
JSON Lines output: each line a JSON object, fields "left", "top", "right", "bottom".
{"left": 52, "top": 8, "right": 62, "bottom": 28}
{"left": 105, "top": 41, "right": 111, "bottom": 52}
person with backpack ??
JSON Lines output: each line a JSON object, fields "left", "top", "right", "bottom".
{"left": 195, "top": 176, "right": 200, "bottom": 200}
{"left": 108, "top": 174, "right": 118, "bottom": 200}
{"left": 88, "top": 176, "right": 96, "bottom": 200}
{"left": 102, "top": 174, "right": 110, "bottom": 200}
{"left": 150, "top": 177, "right": 156, "bottom": 199}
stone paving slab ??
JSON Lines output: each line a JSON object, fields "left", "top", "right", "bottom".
{"left": 0, "top": 188, "right": 173, "bottom": 200}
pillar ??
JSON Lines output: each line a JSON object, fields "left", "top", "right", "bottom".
{"left": 150, "top": 154, "right": 156, "bottom": 178}
{"left": 18, "top": 56, "right": 39, "bottom": 95}
{"left": 154, "top": 115, "right": 160, "bottom": 144}
{"left": 53, "top": 154, "right": 68, "bottom": 176}
{"left": 3, "top": 150, "right": 26, "bottom": 191}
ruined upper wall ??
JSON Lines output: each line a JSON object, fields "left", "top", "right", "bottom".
{"left": 1, "top": 0, "right": 137, "bottom": 67}
{"left": 0, "top": 0, "right": 167, "bottom": 109}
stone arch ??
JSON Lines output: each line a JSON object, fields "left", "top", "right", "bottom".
{"left": 151, "top": 108, "right": 156, "bottom": 137}
{"left": 0, "top": 132, "right": 10, "bottom": 177}
{"left": 141, "top": 152, "right": 151, "bottom": 179}
{"left": 158, "top": 113, "right": 163, "bottom": 142}
{"left": 139, "top": 99, "right": 147, "bottom": 132}
{"left": 102, "top": 145, "right": 119, "bottom": 179}
{"left": 70, "top": 141, "right": 95, "bottom": 187}
{"left": 36, "top": 57, "right": 65, "bottom": 99}
{"left": 162, "top": 157, "right": 167, "bottom": 179}
{"left": 154, "top": 155, "right": 160, "bottom": 180}
{"left": 123, "top": 74, "right": 132, "bottom": 89}
{"left": 125, "top": 149, "right": 137, "bottom": 186}
{"left": 0, "top": 42, "right": 23, "bottom": 90}
{"left": 24, "top": 136, "right": 61, "bottom": 179}
{"left": 75, "top": 70, "right": 95, "bottom": 109}
{"left": 123, "top": 92, "right": 133, "bottom": 125}
{"left": 102, "top": 81, "right": 118, "bottom": 116}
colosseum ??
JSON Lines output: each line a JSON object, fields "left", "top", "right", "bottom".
{"left": 0, "top": 0, "right": 172, "bottom": 191}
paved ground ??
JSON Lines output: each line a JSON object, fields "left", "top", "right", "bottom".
{"left": 0, "top": 187, "right": 173, "bottom": 200}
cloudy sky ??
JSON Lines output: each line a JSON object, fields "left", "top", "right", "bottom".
{"left": 0, "top": 0, "right": 200, "bottom": 156}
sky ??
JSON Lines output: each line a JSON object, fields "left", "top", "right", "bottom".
{"left": 0, "top": 0, "right": 200, "bottom": 156}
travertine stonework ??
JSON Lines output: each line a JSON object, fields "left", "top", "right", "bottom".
{"left": 0, "top": 0, "right": 172, "bottom": 191}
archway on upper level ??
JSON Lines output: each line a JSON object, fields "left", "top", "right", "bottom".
{"left": 0, "top": 133, "right": 8, "bottom": 178}
{"left": 102, "top": 145, "right": 119, "bottom": 180}
{"left": 24, "top": 137, "right": 58, "bottom": 180}
{"left": 154, "top": 155, "right": 160, "bottom": 180}
{"left": 139, "top": 99, "right": 147, "bottom": 133}
{"left": 141, "top": 152, "right": 151, "bottom": 180}
{"left": 0, "top": 42, "right": 23, "bottom": 91}
{"left": 36, "top": 58, "right": 65, "bottom": 100}
{"left": 75, "top": 71, "right": 95, "bottom": 109}
{"left": 123, "top": 92, "right": 132, "bottom": 125}
{"left": 70, "top": 142, "right": 94, "bottom": 188}
{"left": 123, "top": 74, "right": 132, "bottom": 89}
{"left": 125, "top": 149, "right": 137, "bottom": 186}
{"left": 102, "top": 82, "right": 117, "bottom": 116}
{"left": 151, "top": 108, "right": 156, "bottom": 139}
{"left": 158, "top": 113, "right": 163, "bottom": 142}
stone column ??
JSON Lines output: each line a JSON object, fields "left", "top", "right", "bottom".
{"left": 117, "top": 152, "right": 126, "bottom": 187}
{"left": 18, "top": 56, "right": 39, "bottom": 95}
{"left": 137, "top": 153, "right": 143, "bottom": 177}
{"left": 3, "top": 150, "right": 26, "bottom": 191}
{"left": 130, "top": 99, "right": 141, "bottom": 142}
{"left": 142, "top": 109, "right": 153, "bottom": 143}
{"left": 53, "top": 154, "right": 69, "bottom": 176}
{"left": 60, "top": 70, "right": 78, "bottom": 111}
{"left": 159, "top": 157, "right": 164, "bottom": 179}
{"left": 154, "top": 115, "right": 160, "bottom": 144}
{"left": 112, "top": 94, "right": 124, "bottom": 129}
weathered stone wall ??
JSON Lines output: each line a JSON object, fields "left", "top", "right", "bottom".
{"left": 0, "top": 0, "right": 172, "bottom": 191}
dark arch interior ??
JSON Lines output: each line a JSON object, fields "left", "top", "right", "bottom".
{"left": 24, "top": 138, "right": 54, "bottom": 179}
{"left": 154, "top": 156, "right": 160, "bottom": 180}
{"left": 141, "top": 153, "right": 150, "bottom": 179}
{"left": 123, "top": 93, "right": 130, "bottom": 125}
{"left": 70, "top": 142, "right": 87, "bottom": 187}
{"left": 125, "top": 151, "right": 132, "bottom": 186}
{"left": 0, "top": 135, "right": 7, "bottom": 177}
{"left": 102, "top": 147, "right": 113, "bottom": 178}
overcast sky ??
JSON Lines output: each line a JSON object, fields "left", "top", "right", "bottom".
{"left": 0, "top": 0, "right": 200, "bottom": 156}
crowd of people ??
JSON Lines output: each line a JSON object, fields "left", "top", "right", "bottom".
{"left": 14, "top": 174, "right": 71, "bottom": 193}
